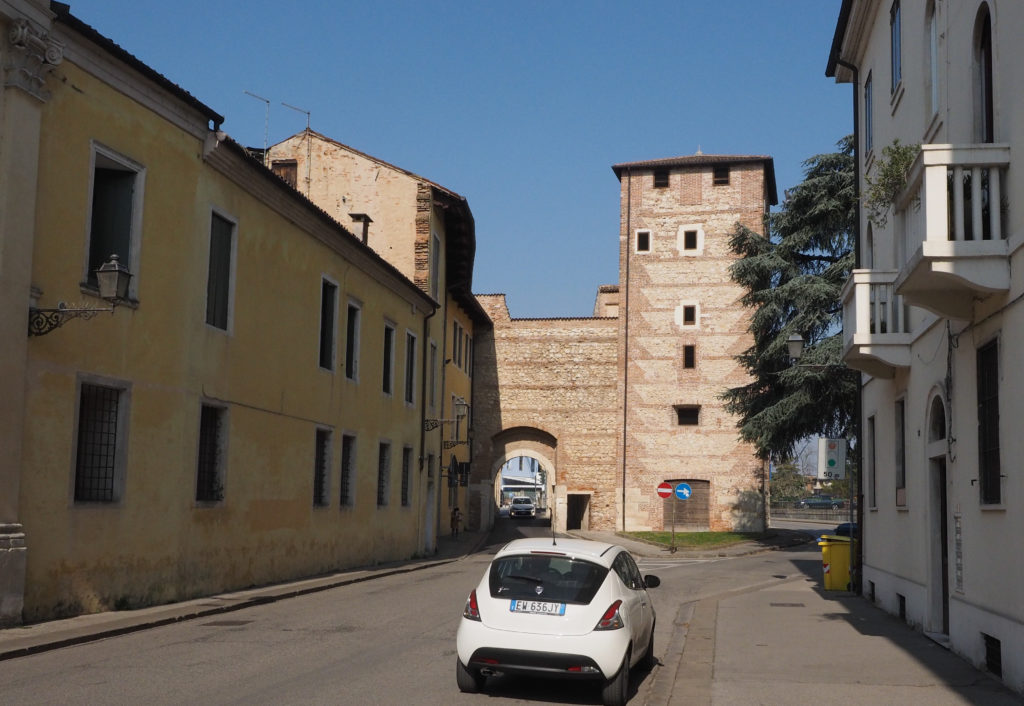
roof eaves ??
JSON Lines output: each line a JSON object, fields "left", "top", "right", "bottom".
{"left": 51, "top": 2, "right": 224, "bottom": 128}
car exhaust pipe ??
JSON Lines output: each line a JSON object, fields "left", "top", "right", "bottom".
{"left": 479, "top": 668, "right": 501, "bottom": 677}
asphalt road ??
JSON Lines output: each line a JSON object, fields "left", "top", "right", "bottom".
{"left": 0, "top": 517, "right": 822, "bottom": 706}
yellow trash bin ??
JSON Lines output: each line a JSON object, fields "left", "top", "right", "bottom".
{"left": 818, "top": 535, "right": 853, "bottom": 591}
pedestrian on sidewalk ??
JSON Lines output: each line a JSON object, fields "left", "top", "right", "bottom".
{"left": 451, "top": 507, "right": 462, "bottom": 537}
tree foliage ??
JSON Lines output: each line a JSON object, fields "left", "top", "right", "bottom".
{"left": 722, "top": 136, "right": 858, "bottom": 460}
{"left": 768, "top": 462, "right": 808, "bottom": 502}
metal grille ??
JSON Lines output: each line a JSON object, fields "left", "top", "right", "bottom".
{"left": 340, "top": 434, "right": 355, "bottom": 506}
{"left": 314, "top": 429, "right": 329, "bottom": 506}
{"left": 977, "top": 340, "right": 1000, "bottom": 504}
{"left": 401, "top": 448, "right": 411, "bottom": 507}
{"left": 75, "top": 383, "right": 120, "bottom": 502}
{"left": 377, "top": 443, "right": 390, "bottom": 506}
{"left": 196, "top": 405, "right": 223, "bottom": 502}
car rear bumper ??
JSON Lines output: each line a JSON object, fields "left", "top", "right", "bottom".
{"left": 465, "top": 647, "right": 604, "bottom": 679}
{"left": 457, "top": 617, "right": 627, "bottom": 678}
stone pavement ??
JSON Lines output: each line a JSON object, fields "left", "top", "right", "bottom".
{"left": 2, "top": 528, "right": 1020, "bottom": 704}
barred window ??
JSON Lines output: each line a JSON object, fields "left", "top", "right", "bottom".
{"left": 314, "top": 429, "right": 330, "bottom": 507}
{"left": 340, "top": 434, "right": 356, "bottom": 507}
{"left": 401, "top": 447, "right": 412, "bottom": 507}
{"left": 377, "top": 442, "right": 391, "bottom": 507}
{"left": 196, "top": 405, "right": 225, "bottom": 502}
{"left": 977, "top": 340, "right": 1000, "bottom": 504}
{"left": 74, "top": 383, "right": 122, "bottom": 503}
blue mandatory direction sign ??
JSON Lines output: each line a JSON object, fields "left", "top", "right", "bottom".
{"left": 674, "top": 483, "right": 692, "bottom": 500}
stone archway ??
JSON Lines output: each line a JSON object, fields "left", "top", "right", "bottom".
{"left": 488, "top": 426, "right": 561, "bottom": 530}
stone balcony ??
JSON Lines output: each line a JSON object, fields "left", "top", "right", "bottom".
{"left": 893, "top": 143, "right": 1011, "bottom": 319}
{"left": 841, "top": 270, "right": 912, "bottom": 378}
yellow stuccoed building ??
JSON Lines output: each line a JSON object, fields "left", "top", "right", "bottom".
{"left": 2, "top": 2, "right": 454, "bottom": 623}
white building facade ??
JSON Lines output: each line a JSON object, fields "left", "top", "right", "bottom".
{"left": 829, "top": 0, "right": 1023, "bottom": 693}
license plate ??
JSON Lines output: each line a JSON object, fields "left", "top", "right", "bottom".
{"left": 510, "top": 600, "right": 566, "bottom": 615}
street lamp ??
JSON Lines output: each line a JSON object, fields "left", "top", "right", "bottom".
{"left": 28, "top": 254, "right": 132, "bottom": 336}
{"left": 786, "top": 332, "right": 805, "bottom": 362}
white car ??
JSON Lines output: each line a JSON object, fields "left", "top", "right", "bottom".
{"left": 508, "top": 496, "right": 536, "bottom": 518}
{"left": 455, "top": 537, "right": 660, "bottom": 706}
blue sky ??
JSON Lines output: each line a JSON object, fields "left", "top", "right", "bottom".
{"left": 68, "top": 1, "right": 850, "bottom": 318}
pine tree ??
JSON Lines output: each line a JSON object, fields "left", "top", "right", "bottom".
{"left": 722, "top": 136, "right": 858, "bottom": 460}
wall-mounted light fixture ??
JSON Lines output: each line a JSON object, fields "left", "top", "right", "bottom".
{"left": 423, "top": 399, "right": 469, "bottom": 432}
{"left": 28, "top": 254, "right": 131, "bottom": 336}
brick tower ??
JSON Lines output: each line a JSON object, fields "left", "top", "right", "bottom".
{"left": 612, "top": 155, "right": 777, "bottom": 531}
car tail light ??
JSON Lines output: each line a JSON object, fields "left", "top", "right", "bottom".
{"left": 463, "top": 589, "right": 481, "bottom": 621}
{"left": 594, "top": 599, "right": 623, "bottom": 630}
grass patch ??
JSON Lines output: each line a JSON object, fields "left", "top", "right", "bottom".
{"left": 624, "top": 531, "right": 773, "bottom": 549}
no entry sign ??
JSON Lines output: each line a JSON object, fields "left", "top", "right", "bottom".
{"left": 656, "top": 482, "right": 673, "bottom": 499}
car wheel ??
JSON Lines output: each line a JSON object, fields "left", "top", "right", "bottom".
{"left": 456, "top": 658, "right": 485, "bottom": 693}
{"left": 831, "top": 503, "right": 840, "bottom": 510}
{"left": 601, "top": 649, "right": 630, "bottom": 706}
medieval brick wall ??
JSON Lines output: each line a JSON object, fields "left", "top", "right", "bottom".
{"left": 617, "top": 161, "right": 768, "bottom": 531}
{"left": 473, "top": 295, "right": 621, "bottom": 530}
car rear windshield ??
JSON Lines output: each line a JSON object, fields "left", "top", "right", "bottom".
{"left": 488, "top": 554, "right": 607, "bottom": 604}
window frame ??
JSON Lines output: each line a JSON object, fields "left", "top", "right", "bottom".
{"left": 85, "top": 143, "right": 145, "bottom": 301}
{"left": 673, "top": 404, "right": 700, "bottom": 426}
{"left": 404, "top": 330, "right": 417, "bottom": 405}
{"left": 345, "top": 299, "right": 362, "bottom": 381}
{"left": 319, "top": 277, "right": 339, "bottom": 371}
{"left": 864, "top": 72, "right": 874, "bottom": 154}
{"left": 382, "top": 322, "right": 396, "bottom": 395}
{"left": 314, "top": 427, "right": 331, "bottom": 507}
{"left": 340, "top": 433, "right": 356, "bottom": 508}
{"left": 401, "top": 446, "right": 413, "bottom": 507}
{"left": 683, "top": 344, "right": 696, "bottom": 369}
{"left": 890, "top": 0, "right": 902, "bottom": 94}
{"left": 977, "top": 338, "right": 1001, "bottom": 504}
{"left": 635, "top": 229, "right": 651, "bottom": 254}
{"left": 677, "top": 224, "right": 705, "bottom": 256}
{"left": 895, "top": 398, "right": 907, "bottom": 506}
{"left": 205, "top": 209, "right": 236, "bottom": 332}
{"left": 72, "top": 375, "right": 131, "bottom": 504}
{"left": 653, "top": 168, "right": 669, "bottom": 189}
{"left": 712, "top": 165, "right": 729, "bottom": 186}
{"left": 377, "top": 441, "right": 391, "bottom": 507}
{"left": 195, "top": 402, "right": 227, "bottom": 504}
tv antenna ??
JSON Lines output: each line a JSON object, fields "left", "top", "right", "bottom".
{"left": 243, "top": 90, "right": 270, "bottom": 165}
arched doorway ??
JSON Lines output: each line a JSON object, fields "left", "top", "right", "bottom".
{"left": 488, "top": 426, "right": 559, "bottom": 530}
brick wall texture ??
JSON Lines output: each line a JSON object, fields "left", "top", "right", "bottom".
{"left": 473, "top": 158, "right": 770, "bottom": 533}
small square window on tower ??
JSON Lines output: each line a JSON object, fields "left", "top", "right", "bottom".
{"left": 674, "top": 405, "right": 700, "bottom": 426}
{"left": 653, "top": 168, "right": 669, "bottom": 188}
{"left": 683, "top": 230, "right": 698, "bottom": 250}
{"left": 636, "top": 230, "right": 651, "bottom": 253}
{"left": 683, "top": 345, "right": 695, "bottom": 369}
{"left": 683, "top": 305, "right": 696, "bottom": 325}
{"left": 712, "top": 165, "right": 730, "bottom": 185}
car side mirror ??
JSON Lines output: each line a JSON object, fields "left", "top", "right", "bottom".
{"left": 643, "top": 575, "right": 660, "bottom": 589}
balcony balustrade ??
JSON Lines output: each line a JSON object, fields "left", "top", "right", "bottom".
{"left": 841, "top": 270, "right": 912, "bottom": 378}
{"left": 893, "top": 143, "right": 1010, "bottom": 319}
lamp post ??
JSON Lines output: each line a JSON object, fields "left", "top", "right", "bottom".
{"left": 28, "top": 254, "right": 131, "bottom": 336}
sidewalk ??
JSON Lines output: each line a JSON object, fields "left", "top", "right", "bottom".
{"left": 0, "top": 528, "right": 488, "bottom": 661}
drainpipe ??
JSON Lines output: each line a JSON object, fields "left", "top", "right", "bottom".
{"left": 836, "top": 55, "right": 864, "bottom": 595}
{"left": 418, "top": 303, "right": 438, "bottom": 554}
{"left": 620, "top": 168, "right": 632, "bottom": 532}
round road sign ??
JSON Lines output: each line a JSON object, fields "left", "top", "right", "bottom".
{"left": 675, "top": 483, "right": 693, "bottom": 500}
{"left": 656, "top": 482, "right": 673, "bottom": 499}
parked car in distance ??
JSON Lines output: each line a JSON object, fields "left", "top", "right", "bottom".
{"left": 456, "top": 537, "right": 660, "bottom": 706}
{"left": 834, "top": 522, "right": 858, "bottom": 538}
{"left": 509, "top": 496, "right": 536, "bottom": 518}
{"left": 795, "top": 495, "right": 845, "bottom": 510}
